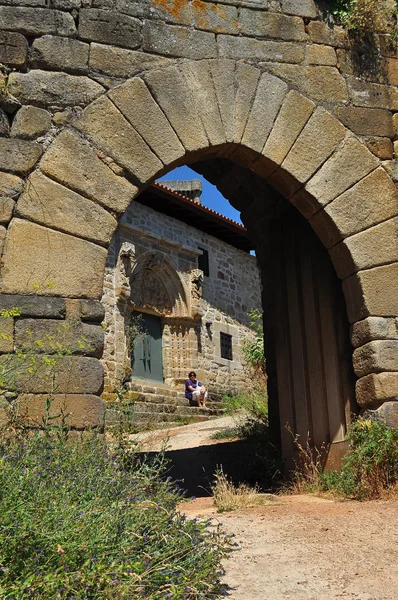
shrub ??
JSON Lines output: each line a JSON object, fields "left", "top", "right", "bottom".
{"left": 242, "top": 309, "right": 266, "bottom": 375}
{"left": 0, "top": 434, "right": 234, "bottom": 598}
{"left": 329, "top": 419, "right": 398, "bottom": 499}
{"left": 331, "top": 0, "right": 396, "bottom": 33}
{"left": 290, "top": 419, "right": 398, "bottom": 500}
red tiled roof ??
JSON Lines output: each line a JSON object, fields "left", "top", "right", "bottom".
{"left": 134, "top": 181, "right": 253, "bottom": 253}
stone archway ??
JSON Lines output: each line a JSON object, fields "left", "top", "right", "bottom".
{"left": 1, "top": 58, "right": 397, "bottom": 453}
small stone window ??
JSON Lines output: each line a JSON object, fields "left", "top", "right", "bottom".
{"left": 220, "top": 332, "right": 233, "bottom": 361}
{"left": 198, "top": 248, "right": 209, "bottom": 277}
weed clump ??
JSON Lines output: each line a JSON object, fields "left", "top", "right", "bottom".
{"left": 212, "top": 469, "right": 275, "bottom": 513}
{"left": 290, "top": 419, "right": 398, "bottom": 500}
{"left": 329, "top": 419, "right": 398, "bottom": 499}
{"left": 0, "top": 434, "right": 234, "bottom": 598}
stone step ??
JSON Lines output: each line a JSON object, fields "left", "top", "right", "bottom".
{"left": 105, "top": 401, "right": 224, "bottom": 427}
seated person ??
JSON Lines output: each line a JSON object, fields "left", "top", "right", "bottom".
{"left": 185, "top": 371, "right": 208, "bottom": 408}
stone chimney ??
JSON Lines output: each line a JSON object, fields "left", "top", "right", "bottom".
{"left": 159, "top": 179, "right": 202, "bottom": 203}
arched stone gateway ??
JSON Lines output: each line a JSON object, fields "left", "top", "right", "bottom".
{"left": 0, "top": 1, "right": 397, "bottom": 461}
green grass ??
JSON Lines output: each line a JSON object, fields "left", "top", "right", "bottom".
{"left": 0, "top": 433, "right": 235, "bottom": 599}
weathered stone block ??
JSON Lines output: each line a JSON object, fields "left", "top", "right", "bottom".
{"left": 0, "top": 196, "right": 15, "bottom": 224}
{"left": 40, "top": 130, "right": 138, "bottom": 214}
{"left": 234, "top": 62, "right": 261, "bottom": 143}
{"left": 17, "top": 355, "right": 103, "bottom": 394}
{"left": 382, "top": 159, "right": 398, "bottom": 181}
{"left": 329, "top": 217, "right": 398, "bottom": 279}
{"left": 0, "top": 109, "right": 10, "bottom": 137}
{"left": 89, "top": 43, "right": 171, "bottom": 78}
{"left": 365, "top": 137, "right": 393, "bottom": 160}
{"left": 0, "top": 7, "right": 76, "bottom": 36}
{"left": 333, "top": 106, "right": 394, "bottom": 137}
{"left": 241, "top": 72, "right": 287, "bottom": 154}
{"left": 362, "top": 400, "right": 398, "bottom": 427}
{"left": 144, "top": 65, "right": 209, "bottom": 154}
{"left": 239, "top": 10, "right": 307, "bottom": 41}
{"left": 0, "top": 172, "right": 23, "bottom": 198}
{"left": 351, "top": 317, "right": 398, "bottom": 348}
{"left": 310, "top": 168, "right": 398, "bottom": 248}
{"left": 219, "top": 36, "right": 305, "bottom": 63}
{"left": 357, "top": 373, "right": 398, "bottom": 407}
{"left": 180, "top": 61, "right": 226, "bottom": 147}
{"left": 306, "top": 44, "right": 337, "bottom": 66}
{"left": 0, "top": 138, "right": 42, "bottom": 175}
{"left": 15, "top": 318, "right": 104, "bottom": 358}
{"left": 347, "top": 76, "right": 398, "bottom": 110}
{"left": 74, "top": 96, "right": 163, "bottom": 184}
{"left": 79, "top": 8, "right": 141, "bottom": 49}
{"left": 16, "top": 394, "right": 105, "bottom": 429}
{"left": 281, "top": 0, "right": 317, "bottom": 17}
{"left": 1, "top": 219, "right": 108, "bottom": 299}
{"left": 342, "top": 263, "right": 398, "bottom": 323}
{"left": 271, "top": 107, "right": 346, "bottom": 197}
{"left": 8, "top": 71, "right": 104, "bottom": 109}
{"left": 259, "top": 91, "right": 315, "bottom": 177}
{"left": 0, "top": 295, "right": 66, "bottom": 319}
{"left": 293, "top": 137, "right": 379, "bottom": 218}
{"left": 31, "top": 36, "right": 89, "bottom": 74}
{"left": 353, "top": 340, "right": 398, "bottom": 378}
{"left": 109, "top": 77, "right": 185, "bottom": 165}
{"left": 307, "top": 21, "right": 346, "bottom": 47}
{"left": 143, "top": 21, "right": 217, "bottom": 59}
{"left": 80, "top": 300, "right": 105, "bottom": 323}
{"left": 11, "top": 105, "right": 51, "bottom": 140}
{"left": 209, "top": 59, "right": 236, "bottom": 143}
{"left": 193, "top": 0, "right": 238, "bottom": 34}
{"left": 0, "top": 318, "right": 14, "bottom": 353}
{"left": 264, "top": 64, "right": 348, "bottom": 103}
{"left": 0, "top": 225, "right": 6, "bottom": 254}
{"left": 16, "top": 171, "right": 117, "bottom": 245}
{"left": 0, "top": 31, "right": 28, "bottom": 69}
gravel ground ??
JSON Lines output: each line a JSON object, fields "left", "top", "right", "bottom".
{"left": 132, "top": 417, "right": 398, "bottom": 599}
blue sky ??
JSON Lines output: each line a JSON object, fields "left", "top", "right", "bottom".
{"left": 157, "top": 165, "right": 242, "bottom": 224}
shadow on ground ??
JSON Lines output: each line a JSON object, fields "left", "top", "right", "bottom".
{"left": 140, "top": 437, "right": 281, "bottom": 497}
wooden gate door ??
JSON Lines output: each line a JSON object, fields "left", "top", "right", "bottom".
{"left": 265, "top": 206, "right": 357, "bottom": 464}
{"left": 131, "top": 312, "right": 163, "bottom": 384}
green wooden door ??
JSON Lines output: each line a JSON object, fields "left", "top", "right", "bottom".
{"left": 131, "top": 312, "right": 163, "bottom": 383}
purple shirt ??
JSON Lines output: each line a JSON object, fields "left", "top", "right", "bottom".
{"left": 185, "top": 379, "right": 202, "bottom": 401}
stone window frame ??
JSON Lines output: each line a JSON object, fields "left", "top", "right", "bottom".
{"left": 220, "top": 331, "right": 233, "bottom": 360}
{"left": 212, "top": 321, "right": 241, "bottom": 369}
{"left": 198, "top": 247, "right": 210, "bottom": 277}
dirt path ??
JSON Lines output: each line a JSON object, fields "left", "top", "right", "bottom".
{"left": 131, "top": 418, "right": 398, "bottom": 599}
{"left": 182, "top": 495, "right": 398, "bottom": 599}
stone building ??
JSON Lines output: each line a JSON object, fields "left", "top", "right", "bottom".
{"left": 102, "top": 180, "right": 261, "bottom": 400}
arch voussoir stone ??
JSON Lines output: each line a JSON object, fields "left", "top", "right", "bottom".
{"left": 180, "top": 60, "right": 227, "bottom": 148}
{"left": 39, "top": 129, "right": 138, "bottom": 215}
{"left": 143, "top": 64, "right": 210, "bottom": 155}
{"left": 259, "top": 89, "right": 316, "bottom": 179}
{"left": 240, "top": 71, "right": 288, "bottom": 155}
{"left": 309, "top": 167, "right": 398, "bottom": 249}
{"left": 291, "top": 136, "right": 379, "bottom": 219}
{"left": 108, "top": 77, "right": 185, "bottom": 166}
{"left": 343, "top": 263, "right": 398, "bottom": 323}
{"left": 16, "top": 170, "right": 118, "bottom": 246}
{"left": 269, "top": 106, "right": 347, "bottom": 199}
{"left": 74, "top": 95, "right": 163, "bottom": 184}
{"left": 329, "top": 217, "right": 398, "bottom": 280}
